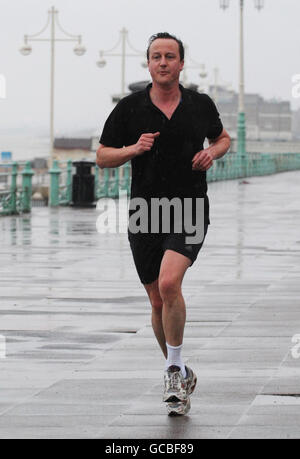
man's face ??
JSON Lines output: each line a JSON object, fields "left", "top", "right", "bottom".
{"left": 148, "top": 38, "right": 184, "bottom": 87}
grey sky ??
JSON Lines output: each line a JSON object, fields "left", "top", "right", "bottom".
{"left": 0, "top": 0, "right": 299, "bottom": 135}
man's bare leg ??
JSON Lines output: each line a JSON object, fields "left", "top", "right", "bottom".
{"left": 144, "top": 250, "right": 191, "bottom": 356}
{"left": 144, "top": 279, "right": 167, "bottom": 358}
{"left": 158, "top": 250, "right": 191, "bottom": 347}
{"left": 144, "top": 250, "right": 196, "bottom": 414}
{"left": 158, "top": 250, "right": 197, "bottom": 415}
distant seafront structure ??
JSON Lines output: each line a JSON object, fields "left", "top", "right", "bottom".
{"left": 115, "top": 80, "right": 295, "bottom": 148}
{"left": 208, "top": 85, "right": 293, "bottom": 143}
{"left": 51, "top": 137, "right": 94, "bottom": 166}
{"left": 90, "top": 78, "right": 300, "bottom": 159}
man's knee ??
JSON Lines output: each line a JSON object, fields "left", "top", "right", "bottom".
{"left": 145, "top": 283, "right": 163, "bottom": 312}
{"left": 151, "top": 298, "right": 163, "bottom": 312}
{"left": 159, "top": 275, "right": 181, "bottom": 302}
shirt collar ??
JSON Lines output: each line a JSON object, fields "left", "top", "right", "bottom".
{"left": 144, "top": 82, "right": 192, "bottom": 107}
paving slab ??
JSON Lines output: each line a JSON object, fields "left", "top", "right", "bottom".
{"left": 0, "top": 171, "right": 300, "bottom": 438}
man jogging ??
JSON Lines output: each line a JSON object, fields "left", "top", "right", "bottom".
{"left": 97, "top": 32, "right": 230, "bottom": 415}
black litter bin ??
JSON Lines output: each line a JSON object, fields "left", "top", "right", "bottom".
{"left": 72, "top": 160, "right": 96, "bottom": 207}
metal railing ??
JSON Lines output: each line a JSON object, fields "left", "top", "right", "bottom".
{"left": 95, "top": 162, "right": 131, "bottom": 199}
{"left": 48, "top": 161, "right": 131, "bottom": 206}
{"left": 49, "top": 152, "right": 300, "bottom": 206}
{"left": 207, "top": 151, "right": 300, "bottom": 182}
{"left": 94, "top": 152, "right": 300, "bottom": 198}
{"left": 15, "top": 153, "right": 300, "bottom": 214}
{"left": 0, "top": 161, "right": 34, "bottom": 216}
{"left": 49, "top": 159, "right": 72, "bottom": 206}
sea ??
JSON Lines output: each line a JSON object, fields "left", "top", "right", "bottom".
{"left": 0, "top": 134, "right": 50, "bottom": 162}
{"left": 0, "top": 128, "right": 97, "bottom": 163}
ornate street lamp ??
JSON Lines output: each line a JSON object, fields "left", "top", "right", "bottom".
{"left": 20, "top": 6, "right": 86, "bottom": 163}
{"left": 220, "top": 0, "right": 265, "bottom": 173}
{"left": 19, "top": 40, "right": 32, "bottom": 56}
{"left": 96, "top": 27, "right": 147, "bottom": 102}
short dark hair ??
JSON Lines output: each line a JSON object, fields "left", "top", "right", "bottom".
{"left": 147, "top": 32, "right": 184, "bottom": 61}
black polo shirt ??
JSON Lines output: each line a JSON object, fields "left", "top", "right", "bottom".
{"left": 99, "top": 83, "right": 223, "bottom": 225}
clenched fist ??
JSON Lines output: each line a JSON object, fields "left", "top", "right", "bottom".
{"left": 192, "top": 149, "right": 214, "bottom": 171}
{"left": 133, "top": 132, "right": 160, "bottom": 155}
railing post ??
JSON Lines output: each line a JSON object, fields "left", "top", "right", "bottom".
{"left": 49, "top": 160, "right": 61, "bottom": 207}
{"left": 102, "top": 168, "right": 109, "bottom": 197}
{"left": 206, "top": 166, "right": 212, "bottom": 183}
{"left": 94, "top": 165, "right": 99, "bottom": 200}
{"left": 259, "top": 154, "right": 265, "bottom": 175}
{"left": 10, "top": 162, "right": 18, "bottom": 214}
{"left": 66, "top": 160, "right": 72, "bottom": 203}
{"left": 123, "top": 162, "right": 130, "bottom": 194}
{"left": 21, "top": 161, "right": 34, "bottom": 212}
{"left": 108, "top": 167, "right": 119, "bottom": 197}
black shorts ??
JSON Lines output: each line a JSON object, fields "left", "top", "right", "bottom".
{"left": 128, "top": 224, "right": 208, "bottom": 285}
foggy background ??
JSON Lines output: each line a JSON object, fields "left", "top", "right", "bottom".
{"left": 0, "top": 0, "right": 299, "bottom": 137}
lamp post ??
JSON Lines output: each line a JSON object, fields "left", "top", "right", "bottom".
{"left": 20, "top": 5, "right": 86, "bottom": 164}
{"left": 220, "top": 0, "right": 264, "bottom": 173}
{"left": 96, "top": 27, "right": 147, "bottom": 103}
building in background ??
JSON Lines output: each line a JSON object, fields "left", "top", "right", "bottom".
{"left": 51, "top": 138, "right": 94, "bottom": 167}
{"left": 91, "top": 81, "right": 300, "bottom": 155}
{"left": 292, "top": 107, "right": 300, "bottom": 141}
{"left": 210, "top": 85, "right": 292, "bottom": 142}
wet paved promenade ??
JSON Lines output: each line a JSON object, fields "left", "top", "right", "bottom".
{"left": 0, "top": 170, "right": 300, "bottom": 439}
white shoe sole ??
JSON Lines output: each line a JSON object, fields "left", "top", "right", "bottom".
{"left": 167, "top": 398, "right": 191, "bottom": 416}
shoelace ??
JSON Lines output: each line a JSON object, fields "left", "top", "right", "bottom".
{"left": 167, "top": 371, "right": 182, "bottom": 391}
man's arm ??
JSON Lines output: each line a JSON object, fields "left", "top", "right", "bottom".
{"left": 96, "top": 132, "right": 160, "bottom": 169}
{"left": 96, "top": 144, "right": 137, "bottom": 169}
{"left": 207, "top": 128, "right": 231, "bottom": 160}
{"left": 192, "top": 128, "right": 231, "bottom": 171}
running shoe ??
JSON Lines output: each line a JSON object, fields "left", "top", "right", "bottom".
{"left": 167, "top": 397, "right": 191, "bottom": 416}
{"left": 185, "top": 365, "right": 197, "bottom": 397}
{"left": 163, "top": 365, "right": 186, "bottom": 402}
{"left": 163, "top": 365, "right": 197, "bottom": 403}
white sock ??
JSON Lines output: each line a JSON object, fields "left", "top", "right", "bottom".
{"left": 165, "top": 342, "right": 187, "bottom": 378}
